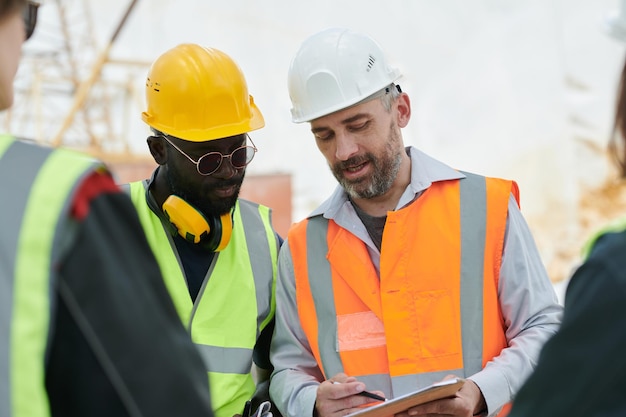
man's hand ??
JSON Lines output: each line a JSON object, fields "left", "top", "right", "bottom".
{"left": 314, "top": 373, "right": 386, "bottom": 417}
{"left": 395, "top": 376, "right": 486, "bottom": 417}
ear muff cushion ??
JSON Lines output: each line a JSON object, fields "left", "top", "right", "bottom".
{"left": 162, "top": 195, "right": 233, "bottom": 251}
{"left": 162, "top": 195, "right": 211, "bottom": 244}
{"left": 214, "top": 212, "right": 233, "bottom": 251}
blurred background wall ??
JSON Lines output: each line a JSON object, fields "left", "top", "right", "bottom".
{"left": 4, "top": 0, "right": 626, "bottom": 287}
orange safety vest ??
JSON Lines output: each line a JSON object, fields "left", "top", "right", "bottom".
{"left": 289, "top": 172, "right": 518, "bottom": 415}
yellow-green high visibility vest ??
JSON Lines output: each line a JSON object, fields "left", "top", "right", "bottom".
{"left": 0, "top": 134, "right": 103, "bottom": 417}
{"left": 126, "top": 180, "right": 279, "bottom": 417}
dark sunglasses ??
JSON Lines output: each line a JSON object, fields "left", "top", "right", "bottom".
{"left": 160, "top": 134, "right": 257, "bottom": 176}
{"left": 22, "top": 1, "right": 40, "bottom": 41}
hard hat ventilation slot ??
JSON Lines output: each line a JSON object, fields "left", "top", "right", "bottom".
{"left": 366, "top": 55, "right": 376, "bottom": 72}
{"left": 146, "top": 77, "right": 160, "bottom": 92}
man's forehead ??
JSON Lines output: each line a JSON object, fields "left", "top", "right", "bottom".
{"left": 310, "top": 100, "right": 379, "bottom": 130}
{"left": 311, "top": 110, "right": 375, "bottom": 133}
{"left": 183, "top": 133, "right": 246, "bottom": 144}
{"left": 211, "top": 133, "right": 247, "bottom": 144}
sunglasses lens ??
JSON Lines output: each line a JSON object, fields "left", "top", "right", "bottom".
{"left": 197, "top": 153, "right": 222, "bottom": 175}
{"left": 231, "top": 147, "right": 252, "bottom": 168}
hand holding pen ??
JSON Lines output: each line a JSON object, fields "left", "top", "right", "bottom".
{"left": 331, "top": 381, "right": 386, "bottom": 402}
{"left": 314, "top": 373, "right": 386, "bottom": 417}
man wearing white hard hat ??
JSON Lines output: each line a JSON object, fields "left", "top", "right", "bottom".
{"left": 269, "top": 27, "right": 562, "bottom": 417}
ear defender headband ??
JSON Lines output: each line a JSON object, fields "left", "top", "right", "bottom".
{"left": 162, "top": 195, "right": 233, "bottom": 251}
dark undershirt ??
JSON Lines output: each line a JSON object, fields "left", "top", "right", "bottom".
{"left": 172, "top": 234, "right": 214, "bottom": 302}
{"left": 351, "top": 201, "right": 387, "bottom": 251}
{"left": 169, "top": 211, "right": 280, "bottom": 370}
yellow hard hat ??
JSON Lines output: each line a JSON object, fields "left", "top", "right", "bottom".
{"left": 141, "top": 44, "right": 264, "bottom": 142}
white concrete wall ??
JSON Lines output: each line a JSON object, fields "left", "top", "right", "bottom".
{"left": 16, "top": 0, "right": 626, "bottom": 281}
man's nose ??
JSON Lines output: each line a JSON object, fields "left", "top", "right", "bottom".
{"left": 211, "top": 156, "right": 238, "bottom": 179}
{"left": 335, "top": 132, "right": 359, "bottom": 161}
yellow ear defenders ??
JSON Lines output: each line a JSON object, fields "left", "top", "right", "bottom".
{"left": 162, "top": 195, "right": 233, "bottom": 251}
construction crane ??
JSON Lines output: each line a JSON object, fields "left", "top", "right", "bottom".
{"left": 0, "top": 0, "right": 293, "bottom": 238}
{"left": 1, "top": 0, "right": 151, "bottom": 165}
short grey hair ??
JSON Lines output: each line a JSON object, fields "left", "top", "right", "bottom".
{"left": 345, "top": 83, "right": 402, "bottom": 114}
{"left": 380, "top": 83, "right": 402, "bottom": 112}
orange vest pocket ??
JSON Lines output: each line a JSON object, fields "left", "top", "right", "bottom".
{"left": 414, "top": 290, "right": 462, "bottom": 359}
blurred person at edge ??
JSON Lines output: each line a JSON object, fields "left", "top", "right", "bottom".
{"left": 268, "top": 27, "right": 563, "bottom": 417}
{"left": 121, "top": 43, "right": 282, "bottom": 417}
{"left": 0, "top": 1, "right": 215, "bottom": 416}
{"left": 507, "top": 9, "right": 626, "bottom": 417}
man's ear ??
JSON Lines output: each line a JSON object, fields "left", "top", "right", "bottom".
{"left": 396, "top": 93, "right": 411, "bottom": 128}
{"left": 147, "top": 135, "right": 167, "bottom": 165}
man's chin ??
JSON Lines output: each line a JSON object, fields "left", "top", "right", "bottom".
{"left": 198, "top": 194, "right": 238, "bottom": 218}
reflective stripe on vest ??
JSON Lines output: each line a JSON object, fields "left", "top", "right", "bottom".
{"left": 127, "top": 180, "right": 278, "bottom": 417}
{"left": 291, "top": 173, "right": 516, "bottom": 403}
{"left": 0, "top": 135, "right": 100, "bottom": 417}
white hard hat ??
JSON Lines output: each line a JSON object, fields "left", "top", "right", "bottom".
{"left": 287, "top": 28, "right": 402, "bottom": 123}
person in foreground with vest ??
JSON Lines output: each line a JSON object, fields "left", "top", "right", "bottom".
{"left": 0, "top": 1, "right": 215, "bottom": 416}
{"left": 268, "top": 27, "right": 563, "bottom": 417}
{"left": 123, "top": 44, "right": 281, "bottom": 417}
{"left": 507, "top": 14, "right": 626, "bottom": 417}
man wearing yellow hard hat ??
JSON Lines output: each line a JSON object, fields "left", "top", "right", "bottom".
{"left": 123, "top": 43, "right": 281, "bottom": 417}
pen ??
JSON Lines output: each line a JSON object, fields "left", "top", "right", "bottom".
{"left": 331, "top": 381, "right": 386, "bottom": 402}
